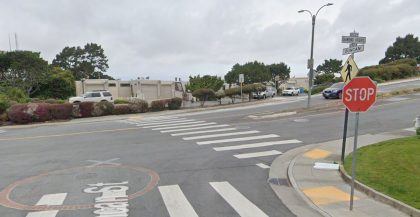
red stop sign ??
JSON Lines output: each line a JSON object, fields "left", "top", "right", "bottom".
{"left": 343, "top": 77, "right": 377, "bottom": 112}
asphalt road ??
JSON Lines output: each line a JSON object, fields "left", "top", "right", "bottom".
{"left": 0, "top": 80, "right": 419, "bottom": 217}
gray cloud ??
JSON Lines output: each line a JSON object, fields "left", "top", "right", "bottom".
{"left": 0, "top": 0, "right": 418, "bottom": 80}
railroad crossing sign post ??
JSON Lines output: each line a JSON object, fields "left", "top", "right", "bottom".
{"left": 342, "top": 77, "right": 377, "bottom": 211}
{"left": 340, "top": 31, "right": 366, "bottom": 166}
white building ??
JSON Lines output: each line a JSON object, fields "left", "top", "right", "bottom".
{"left": 75, "top": 79, "right": 186, "bottom": 102}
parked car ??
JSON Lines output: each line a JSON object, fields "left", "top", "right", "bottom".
{"left": 282, "top": 87, "right": 300, "bottom": 96}
{"left": 252, "top": 90, "right": 268, "bottom": 99}
{"left": 266, "top": 87, "right": 277, "bottom": 97}
{"left": 322, "top": 82, "right": 344, "bottom": 99}
{"left": 69, "top": 90, "right": 114, "bottom": 103}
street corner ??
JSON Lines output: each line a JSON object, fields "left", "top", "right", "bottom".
{"left": 0, "top": 158, "right": 159, "bottom": 216}
{"left": 302, "top": 186, "right": 359, "bottom": 206}
{"left": 303, "top": 149, "right": 331, "bottom": 159}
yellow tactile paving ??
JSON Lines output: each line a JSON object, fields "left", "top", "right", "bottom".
{"left": 303, "top": 186, "right": 359, "bottom": 205}
{"left": 303, "top": 149, "right": 331, "bottom": 159}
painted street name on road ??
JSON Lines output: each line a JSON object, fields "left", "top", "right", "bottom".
{"left": 84, "top": 181, "right": 129, "bottom": 217}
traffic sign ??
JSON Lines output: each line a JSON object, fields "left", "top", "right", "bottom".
{"left": 343, "top": 45, "right": 364, "bottom": 55}
{"left": 342, "top": 77, "right": 377, "bottom": 112}
{"left": 341, "top": 36, "right": 366, "bottom": 44}
{"left": 307, "top": 58, "right": 314, "bottom": 69}
{"left": 239, "top": 74, "right": 244, "bottom": 83}
{"left": 341, "top": 55, "right": 359, "bottom": 84}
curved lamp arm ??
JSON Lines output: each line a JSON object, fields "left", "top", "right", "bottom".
{"left": 315, "top": 3, "right": 333, "bottom": 17}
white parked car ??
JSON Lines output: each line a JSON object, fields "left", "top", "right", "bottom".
{"left": 282, "top": 87, "right": 300, "bottom": 96}
{"left": 265, "top": 87, "right": 277, "bottom": 98}
{"left": 69, "top": 91, "right": 114, "bottom": 103}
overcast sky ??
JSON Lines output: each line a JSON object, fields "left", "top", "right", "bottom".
{"left": 1, "top": 0, "right": 419, "bottom": 81}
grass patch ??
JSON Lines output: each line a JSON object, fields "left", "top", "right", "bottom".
{"left": 344, "top": 136, "right": 420, "bottom": 209}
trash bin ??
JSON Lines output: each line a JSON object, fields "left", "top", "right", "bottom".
{"left": 299, "top": 87, "right": 305, "bottom": 94}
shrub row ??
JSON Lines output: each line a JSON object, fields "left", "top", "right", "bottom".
{"left": 150, "top": 97, "right": 183, "bottom": 111}
{"left": 359, "top": 58, "right": 418, "bottom": 82}
{"left": 151, "top": 100, "right": 167, "bottom": 111}
{"left": 4, "top": 97, "right": 183, "bottom": 124}
{"left": 7, "top": 103, "right": 74, "bottom": 124}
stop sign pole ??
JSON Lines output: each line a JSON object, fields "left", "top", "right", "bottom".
{"left": 342, "top": 76, "right": 377, "bottom": 211}
{"left": 341, "top": 31, "right": 365, "bottom": 163}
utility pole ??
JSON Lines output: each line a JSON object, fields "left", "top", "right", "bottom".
{"left": 8, "top": 34, "right": 12, "bottom": 51}
{"left": 14, "top": 33, "right": 19, "bottom": 50}
{"left": 298, "top": 3, "right": 333, "bottom": 108}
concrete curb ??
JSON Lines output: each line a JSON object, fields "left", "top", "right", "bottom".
{"left": 339, "top": 165, "right": 420, "bottom": 217}
{"left": 287, "top": 154, "right": 332, "bottom": 217}
{"left": 377, "top": 77, "right": 420, "bottom": 87}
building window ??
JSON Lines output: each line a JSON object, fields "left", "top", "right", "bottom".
{"left": 109, "top": 83, "right": 116, "bottom": 87}
{"left": 120, "top": 83, "right": 130, "bottom": 87}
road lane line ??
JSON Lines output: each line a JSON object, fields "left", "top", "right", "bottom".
{"left": 182, "top": 130, "right": 259, "bottom": 140}
{"left": 153, "top": 122, "right": 217, "bottom": 130}
{"left": 143, "top": 121, "right": 205, "bottom": 128}
{"left": 234, "top": 150, "right": 282, "bottom": 159}
{"left": 171, "top": 128, "right": 237, "bottom": 136}
{"left": 256, "top": 163, "right": 270, "bottom": 169}
{"left": 26, "top": 193, "right": 67, "bottom": 217}
{"left": 160, "top": 124, "right": 230, "bottom": 133}
{"left": 0, "top": 127, "right": 141, "bottom": 141}
{"left": 159, "top": 185, "right": 199, "bottom": 217}
{"left": 213, "top": 139, "right": 302, "bottom": 151}
{"left": 196, "top": 134, "right": 279, "bottom": 145}
{"left": 209, "top": 182, "right": 268, "bottom": 217}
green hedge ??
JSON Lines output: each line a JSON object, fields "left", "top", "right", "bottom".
{"left": 359, "top": 58, "right": 418, "bottom": 82}
{"left": 114, "top": 99, "right": 129, "bottom": 104}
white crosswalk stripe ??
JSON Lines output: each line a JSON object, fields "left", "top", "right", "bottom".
{"left": 210, "top": 182, "right": 269, "bottom": 217}
{"left": 26, "top": 193, "right": 67, "bottom": 217}
{"left": 171, "top": 128, "right": 237, "bottom": 136}
{"left": 213, "top": 139, "right": 302, "bottom": 151}
{"left": 234, "top": 150, "right": 282, "bottom": 159}
{"left": 159, "top": 185, "right": 199, "bottom": 217}
{"left": 182, "top": 130, "right": 259, "bottom": 140}
{"left": 197, "top": 134, "right": 280, "bottom": 145}
{"left": 143, "top": 121, "right": 205, "bottom": 128}
{"left": 120, "top": 116, "right": 302, "bottom": 169}
{"left": 142, "top": 116, "right": 180, "bottom": 121}
{"left": 161, "top": 124, "right": 230, "bottom": 133}
{"left": 256, "top": 163, "right": 270, "bottom": 169}
{"left": 138, "top": 118, "right": 192, "bottom": 126}
{"left": 153, "top": 122, "right": 217, "bottom": 131}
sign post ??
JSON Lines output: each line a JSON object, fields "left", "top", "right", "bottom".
{"left": 239, "top": 74, "right": 244, "bottom": 102}
{"left": 342, "top": 77, "right": 377, "bottom": 210}
{"left": 340, "top": 31, "right": 365, "bottom": 163}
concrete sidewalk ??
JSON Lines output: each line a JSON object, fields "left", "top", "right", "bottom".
{"left": 269, "top": 131, "right": 416, "bottom": 217}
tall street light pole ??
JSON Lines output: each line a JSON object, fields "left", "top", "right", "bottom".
{"left": 298, "top": 3, "right": 333, "bottom": 108}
